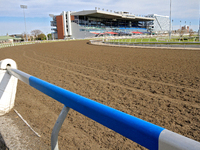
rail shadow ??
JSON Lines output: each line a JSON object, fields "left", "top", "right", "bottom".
{"left": 0, "top": 133, "right": 9, "bottom": 150}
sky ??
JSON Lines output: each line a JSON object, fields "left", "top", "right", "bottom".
{"left": 0, "top": 0, "right": 199, "bottom": 36}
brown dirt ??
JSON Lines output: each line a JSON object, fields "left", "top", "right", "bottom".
{"left": 0, "top": 40, "right": 199, "bottom": 149}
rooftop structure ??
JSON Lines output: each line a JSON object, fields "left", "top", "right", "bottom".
{"left": 0, "top": 35, "right": 22, "bottom": 43}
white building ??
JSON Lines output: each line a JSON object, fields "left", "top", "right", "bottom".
{"left": 145, "top": 14, "right": 170, "bottom": 33}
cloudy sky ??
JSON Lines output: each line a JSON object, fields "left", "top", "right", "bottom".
{"left": 0, "top": 0, "right": 199, "bottom": 35}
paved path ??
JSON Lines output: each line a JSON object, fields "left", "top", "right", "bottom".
{"left": 0, "top": 110, "right": 48, "bottom": 150}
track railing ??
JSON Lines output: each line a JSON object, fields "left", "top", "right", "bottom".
{"left": 102, "top": 36, "right": 200, "bottom": 49}
{"left": 1, "top": 59, "right": 200, "bottom": 150}
{"left": 0, "top": 40, "right": 71, "bottom": 49}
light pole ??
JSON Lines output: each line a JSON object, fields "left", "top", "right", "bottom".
{"left": 185, "top": 21, "right": 186, "bottom": 35}
{"left": 20, "top": 5, "right": 28, "bottom": 42}
{"left": 46, "top": 32, "right": 48, "bottom": 41}
{"left": 169, "top": 0, "right": 172, "bottom": 40}
{"left": 199, "top": 18, "right": 200, "bottom": 41}
{"left": 199, "top": 1, "right": 200, "bottom": 41}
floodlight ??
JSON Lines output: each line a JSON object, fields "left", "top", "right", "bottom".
{"left": 20, "top": 5, "right": 27, "bottom": 9}
{"left": 20, "top": 5, "right": 28, "bottom": 41}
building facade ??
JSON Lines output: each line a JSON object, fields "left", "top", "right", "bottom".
{"left": 50, "top": 9, "right": 169, "bottom": 39}
{"left": 145, "top": 14, "right": 170, "bottom": 33}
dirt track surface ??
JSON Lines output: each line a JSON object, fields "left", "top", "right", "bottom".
{"left": 0, "top": 40, "right": 200, "bottom": 149}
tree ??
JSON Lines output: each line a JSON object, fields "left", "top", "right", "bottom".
{"left": 179, "top": 29, "right": 184, "bottom": 38}
{"left": 31, "top": 30, "right": 43, "bottom": 40}
{"left": 47, "top": 33, "right": 52, "bottom": 40}
{"left": 37, "top": 33, "right": 46, "bottom": 40}
{"left": 189, "top": 29, "right": 194, "bottom": 37}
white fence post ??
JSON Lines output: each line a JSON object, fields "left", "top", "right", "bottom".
{"left": 0, "top": 59, "right": 18, "bottom": 115}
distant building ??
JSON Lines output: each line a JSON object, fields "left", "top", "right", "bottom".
{"left": 0, "top": 35, "right": 22, "bottom": 43}
{"left": 50, "top": 9, "right": 169, "bottom": 39}
{"left": 181, "top": 25, "right": 189, "bottom": 33}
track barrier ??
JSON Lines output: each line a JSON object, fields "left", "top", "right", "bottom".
{"left": 0, "top": 59, "right": 200, "bottom": 150}
{"left": 0, "top": 39, "right": 87, "bottom": 50}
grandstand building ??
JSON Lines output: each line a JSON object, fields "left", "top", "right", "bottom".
{"left": 50, "top": 8, "right": 169, "bottom": 39}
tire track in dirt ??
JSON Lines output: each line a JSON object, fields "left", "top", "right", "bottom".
{"left": 23, "top": 51, "right": 200, "bottom": 109}
{"left": 22, "top": 49, "right": 200, "bottom": 144}
{"left": 1, "top": 42, "right": 199, "bottom": 149}
{"left": 31, "top": 50, "right": 199, "bottom": 93}
{"left": 27, "top": 50, "right": 200, "bottom": 105}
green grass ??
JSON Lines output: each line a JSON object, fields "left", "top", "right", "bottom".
{"left": 108, "top": 36, "right": 198, "bottom": 43}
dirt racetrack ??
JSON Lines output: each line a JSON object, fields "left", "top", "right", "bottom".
{"left": 0, "top": 40, "right": 200, "bottom": 149}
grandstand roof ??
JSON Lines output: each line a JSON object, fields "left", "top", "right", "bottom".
{"left": 71, "top": 10, "right": 154, "bottom": 21}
